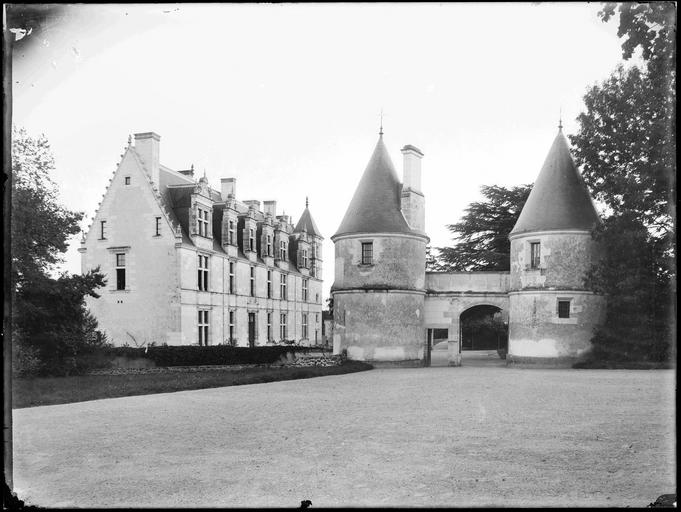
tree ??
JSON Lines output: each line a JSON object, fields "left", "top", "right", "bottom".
{"left": 11, "top": 127, "right": 82, "bottom": 284}
{"left": 11, "top": 127, "right": 107, "bottom": 376}
{"left": 569, "top": 3, "right": 676, "bottom": 364}
{"left": 434, "top": 184, "right": 531, "bottom": 271}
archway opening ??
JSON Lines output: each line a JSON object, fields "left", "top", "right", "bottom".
{"left": 460, "top": 305, "right": 507, "bottom": 355}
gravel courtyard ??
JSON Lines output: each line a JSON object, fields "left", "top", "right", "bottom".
{"left": 12, "top": 367, "right": 676, "bottom": 508}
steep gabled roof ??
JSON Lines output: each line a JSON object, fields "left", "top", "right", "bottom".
{"left": 293, "top": 206, "right": 322, "bottom": 237}
{"left": 333, "top": 135, "right": 413, "bottom": 238}
{"left": 510, "top": 129, "right": 600, "bottom": 236}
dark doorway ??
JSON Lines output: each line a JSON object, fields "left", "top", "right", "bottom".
{"left": 460, "top": 305, "right": 507, "bottom": 352}
{"left": 248, "top": 312, "right": 256, "bottom": 348}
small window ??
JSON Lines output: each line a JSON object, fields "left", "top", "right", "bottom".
{"left": 228, "top": 310, "right": 235, "bottom": 345}
{"left": 198, "top": 254, "right": 209, "bottom": 291}
{"left": 267, "top": 312, "right": 272, "bottom": 341}
{"left": 100, "top": 220, "right": 107, "bottom": 240}
{"left": 302, "top": 313, "right": 308, "bottom": 339}
{"left": 267, "top": 270, "right": 272, "bottom": 299}
{"left": 361, "top": 242, "right": 373, "bottom": 265}
{"left": 558, "top": 300, "right": 571, "bottom": 319}
{"left": 229, "top": 261, "right": 235, "bottom": 294}
{"left": 280, "top": 274, "right": 287, "bottom": 300}
{"left": 155, "top": 217, "right": 161, "bottom": 236}
{"left": 250, "top": 266, "right": 255, "bottom": 297}
{"left": 115, "top": 253, "right": 126, "bottom": 290}
{"left": 280, "top": 313, "right": 287, "bottom": 341}
{"left": 124, "top": 176, "right": 131, "bottom": 185}
{"left": 228, "top": 220, "right": 236, "bottom": 245}
{"left": 530, "top": 242, "right": 541, "bottom": 269}
{"left": 198, "top": 310, "right": 209, "bottom": 346}
{"left": 302, "top": 278, "right": 309, "bottom": 302}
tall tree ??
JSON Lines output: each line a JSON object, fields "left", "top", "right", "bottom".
{"left": 435, "top": 184, "right": 531, "bottom": 271}
{"left": 569, "top": 2, "right": 676, "bottom": 364}
{"left": 12, "top": 127, "right": 107, "bottom": 376}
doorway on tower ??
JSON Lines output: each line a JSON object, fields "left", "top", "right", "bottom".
{"left": 460, "top": 305, "right": 507, "bottom": 362}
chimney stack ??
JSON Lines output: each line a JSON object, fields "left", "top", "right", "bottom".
{"left": 134, "top": 132, "right": 161, "bottom": 187}
{"left": 263, "top": 200, "right": 277, "bottom": 217}
{"left": 221, "top": 178, "right": 236, "bottom": 200}
{"left": 401, "top": 144, "right": 423, "bottom": 193}
{"left": 244, "top": 200, "right": 261, "bottom": 212}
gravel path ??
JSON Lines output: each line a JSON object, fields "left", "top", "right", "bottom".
{"left": 12, "top": 367, "right": 676, "bottom": 508}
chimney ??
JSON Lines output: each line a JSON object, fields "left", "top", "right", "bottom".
{"left": 244, "top": 200, "right": 261, "bottom": 212}
{"left": 221, "top": 178, "right": 236, "bottom": 200}
{"left": 263, "top": 200, "right": 277, "bottom": 217}
{"left": 401, "top": 144, "right": 423, "bottom": 193}
{"left": 134, "top": 132, "right": 161, "bottom": 187}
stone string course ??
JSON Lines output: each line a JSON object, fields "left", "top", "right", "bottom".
{"left": 86, "top": 353, "right": 343, "bottom": 375}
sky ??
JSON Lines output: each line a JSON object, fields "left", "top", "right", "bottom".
{"left": 11, "top": 3, "right": 631, "bottom": 301}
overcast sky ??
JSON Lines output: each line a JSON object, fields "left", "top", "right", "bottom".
{"left": 12, "top": 3, "right": 631, "bottom": 301}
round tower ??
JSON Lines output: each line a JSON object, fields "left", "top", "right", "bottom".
{"left": 331, "top": 131, "right": 428, "bottom": 366}
{"left": 507, "top": 126, "right": 605, "bottom": 366}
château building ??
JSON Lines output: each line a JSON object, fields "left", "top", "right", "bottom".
{"left": 80, "top": 132, "right": 324, "bottom": 347}
{"left": 331, "top": 124, "right": 605, "bottom": 367}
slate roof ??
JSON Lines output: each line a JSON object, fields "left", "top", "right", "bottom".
{"left": 510, "top": 129, "right": 600, "bottom": 236}
{"left": 293, "top": 207, "right": 322, "bottom": 237}
{"left": 333, "top": 135, "right": 414, "bottom": 238}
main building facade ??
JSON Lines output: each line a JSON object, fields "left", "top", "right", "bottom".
{"left": 80, "top": 132, "right": 324, "bottom": 347}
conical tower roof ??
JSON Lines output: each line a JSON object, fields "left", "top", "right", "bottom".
{"left": 293, "top": 203, "right": 321, "bottom": 237}
{"left": 510, "top": 128, "right": 600, "bottom": 236}
{"left": 333, "top": 135, "right": 413, "bottom": 238}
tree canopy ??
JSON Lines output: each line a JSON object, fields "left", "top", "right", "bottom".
{"left": 434, "top": 184, "right": 531, "bottom": 272}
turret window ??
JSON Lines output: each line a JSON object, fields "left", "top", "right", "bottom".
{"left": 558, "top": 300, "right": 571, "bottom": 319}
{"left": 301, "top": 249, "right": 308, "bottom": 268}
{"left": 361, "top": 242, "right": 373, "bottom": 265}
{"left": 530, "top": 242, "right": 541, "bottom": 269}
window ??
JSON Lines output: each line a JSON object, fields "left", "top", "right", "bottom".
{"left": 100, "top": 220, "right": 107, "bottom": 240}
{"left": 279, "top": 240, "right": 287, "bottom": 260}
{"left": 198, "top": 310, "right": 209, "bottom": 346}
{"left": 197, "top": 207, "right": 209, "bottom": 237}
{"left": 280, "top": 274, "right": 287, "bottom": 300}
{"left": 249, "top": 228, "right": 255, "bottom": 252}
{"left": 302, "top": 313, "right": 308, "bottom": 339}
{"left": 361, "top": 242, "right": 373, "bottom": 265}
{"left": 267, "top": 270, "right": 272, "bottom": 298}
{"left": 124, "top": 176, "right": 131, "bottom": 185}
{"left": 558, "top": 300, "right": 571, "bottom": 319}
{"left": 267, "top": 312, "right": 272, "bottom": 341}
{"left": 266, "top": 235, "right": 272, "bottom": 257}
{"left": 154, "top": 217, "right": 161, "bottom": 236}
{"left": 228, "top": 220, "right": 236, "bottom": 245}
{"left": 198, "top": 254, "right": 209, "bottom": 291}
{"left": 530, "top": 242, "right": 541, "bottom": 269}
{"left": 115, "top": 253, "right": 126, "bottom": 290}
{"left": 228, "top": 261, "right": 235, "bottom": 294}
{"left": 315, "top": 293, "right": 320, "bottom": 304}
{"left": 228, "top": 310, "right": 235, "bottom": 345}
{"left": 280, "top": 313, "right": 287, "bottom": 341}
{"left": 301, "top": 249, "right": 308, "bottom": 268}
{"left": 316, "top": 313, "right": 320, "bottom": 324}
{"left": 250, "top": 266, "right": 255, "bottom": 297}
{"left": 302, "top": 278, "right": 309, "bottom": 302}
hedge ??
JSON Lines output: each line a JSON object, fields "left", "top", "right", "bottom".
{"left": 103, "top": 345, "right": 314, "bottom": 367}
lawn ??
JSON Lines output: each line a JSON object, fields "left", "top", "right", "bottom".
{"left": 12, "top": 361, "right": 373, "bottom": 408}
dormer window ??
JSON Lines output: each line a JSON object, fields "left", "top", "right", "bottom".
{"left": 249, "top": 228, "right": 255, "bottom": 252}
{"left": 279, "top": 240, "right": 287, "bottom": 260}
{"left": 301, "top": 249, "right": 308, "bottom": 268}
{"left": 228, "top": 220, "right": 236, "bottom": 245}
{"left": 361, "top": 242, "right": 373, "bottom": 265}
{"left": 197, "top": 207, "right": 209, "bottom": 237}
{"left": 266, "top": 235, "right": 273, "bottom": 257}
{"left": 530, "top": 242, "right": 541, "bottom": 269}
